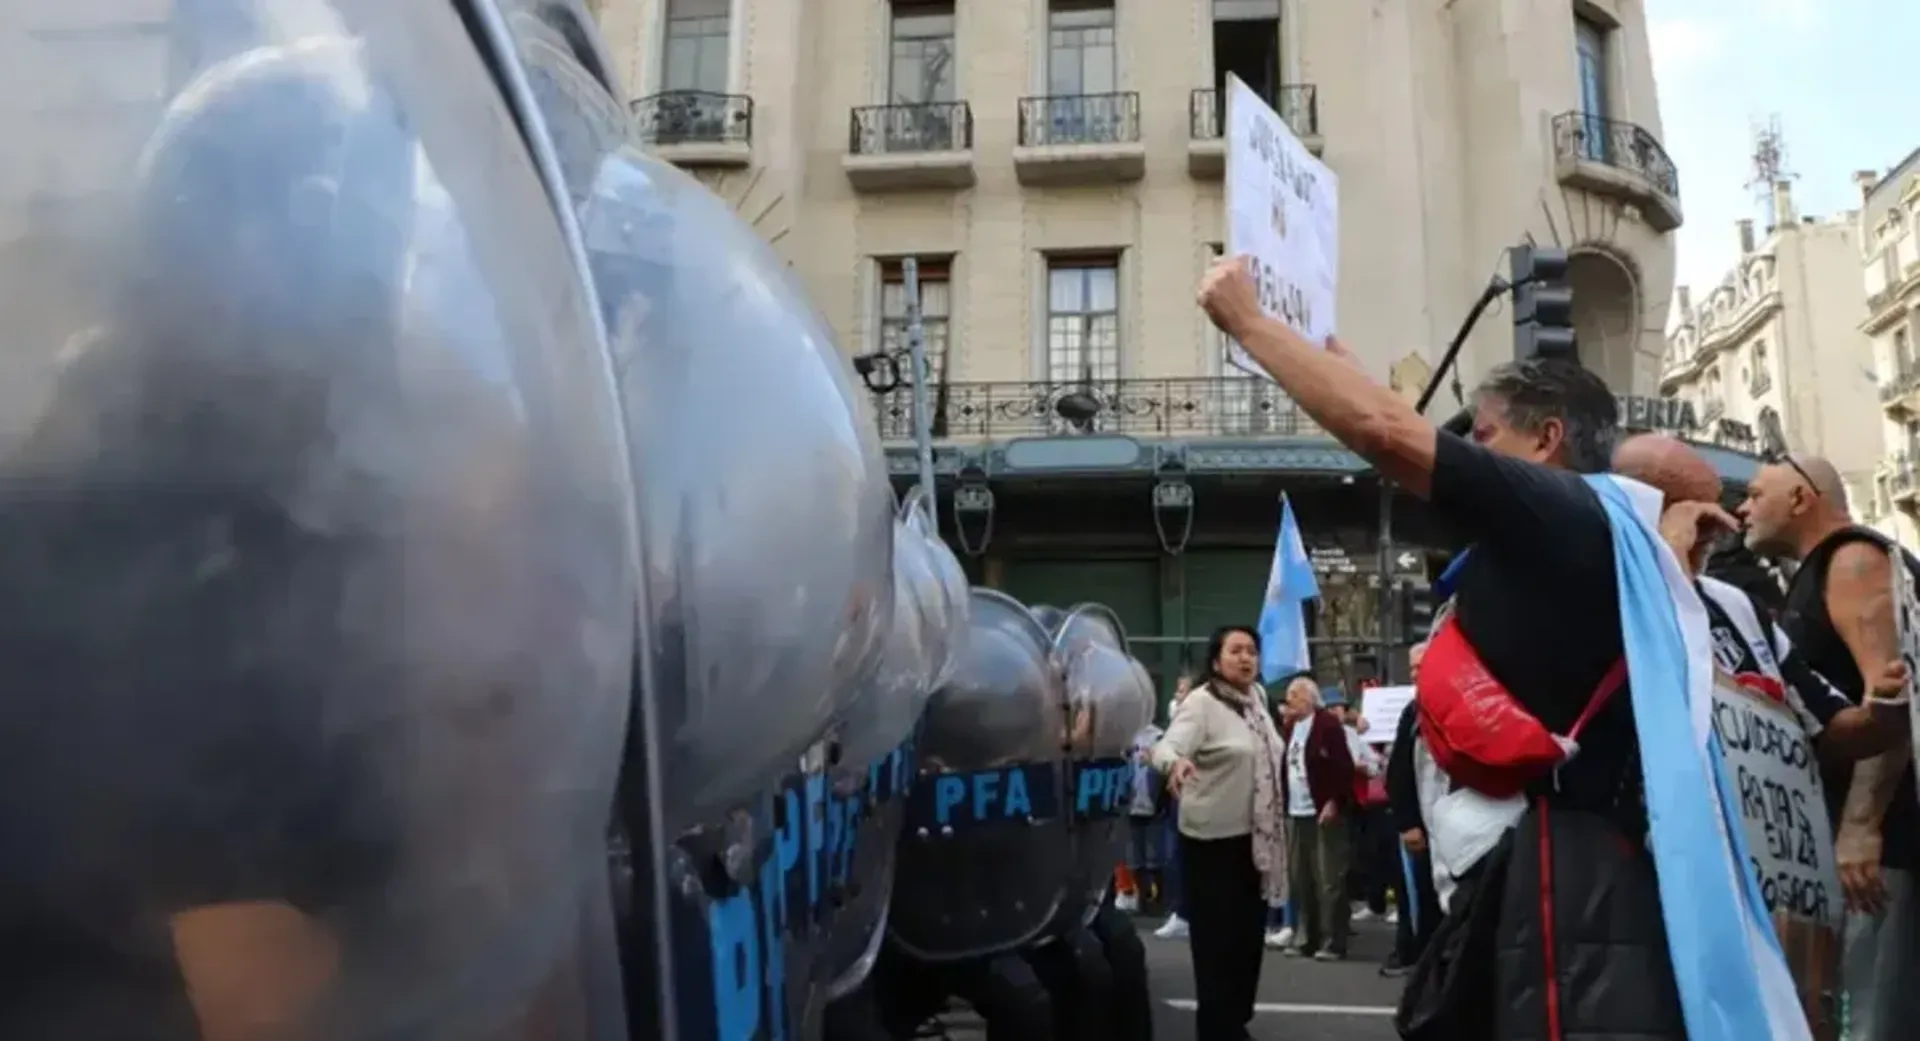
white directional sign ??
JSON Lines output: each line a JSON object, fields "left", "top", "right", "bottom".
{"left": 1222, "top": 74, "right": 1339, "bottom": 379}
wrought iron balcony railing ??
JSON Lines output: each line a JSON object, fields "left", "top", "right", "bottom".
{"left": 1891, "top": 456, "right": 1919, "bottom": 501}
{"left": 1880, "top": 364, "right": 1920, "bottom": 404}
{"left": 874, "top": 378, "right": 1323, "bottom": 441}
{"left": 1188, "top": 85, "right": 1318, "bottom": 141}
{"left": 632, "top": 90, "right": 753, "bottom": 146}
{"left": 849, "top": 101, "right": 973, "bottom": 155}
{"left": 1550, "top": 112, "right": 1680, "bottom": 201}
{"left": 1016, "top": 92, "right": 1141, "bottom": 148}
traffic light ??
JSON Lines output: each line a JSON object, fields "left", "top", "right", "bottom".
{"left": 1509, "top": 245, "right": 1576, "bottom": 362}
{"left": 1397, "top": 580, "right": 1437, "bottom": 643}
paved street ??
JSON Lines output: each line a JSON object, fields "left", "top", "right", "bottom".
{"left": 925, "top": 912, "right": 1405, "bottom": 1041}
{"left": 1139, "top": 914, "right": 1403, "bottom": 1041}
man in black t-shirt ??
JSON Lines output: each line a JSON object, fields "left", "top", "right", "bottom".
{"left": 1197, "top": 259, "right": 1685, "bottom": 1038}
{"left": 1740, "top": 454, "right": 1920, "bottom": 1041}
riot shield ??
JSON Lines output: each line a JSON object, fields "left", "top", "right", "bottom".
{"left": 0, "top": 3, "right": 637, "bottom": 1039}
{"left": 1031, "top": 603, "right": 1068, "bottom": 637}
{"left": 888, "top": 590, "right": 1076, "bottom": 962}
{"left": 898, "top": 486, "right": 969, "bottom": 692}
{"left": 1053, "top": 605, "right": 1157, "bottom": 927}
{"left": 575, "top": 141, "right": 899, "bottom": 1040}
{"left": 817, "top": 509, "right": 970, "bottom": 1001}
{"left": 579, "top": 144, "right": 893, "bottom": 835}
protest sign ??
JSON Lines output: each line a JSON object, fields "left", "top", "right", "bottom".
{"left": 1891, "top": 543, "right": 1920, "bottom": 813}
{"left": 1222, "top": 74, "right": 1338, "bottom": 379}
{"left": 1709, "top": 671, "right": 1841, "bottom": 1038}
{"left": 1358, "top": 685, "right": 1413, "bottom": 745}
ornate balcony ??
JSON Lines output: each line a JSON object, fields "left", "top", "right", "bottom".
{"left": 1881, "top": 362, "right": 1920, "bottom": 414}
{"left": 1890, "top": 455, "right": 1920, "bottom": 506}
{"left": 1550, "top": 112, "right": 1683, "bottom": 233}
{"left": 1012, "top": 92, "right": 1145, "bottom": 186}
{"left": 631, "top": 90, "right": 753, "bottom": 167}
{"left": 843, "top": 101, "right": 975, "bottom": 192}
{"left": 873, "top": 377, "right": 1323, "bottom": 442}
{"left": 1186, "top": 85, "right": 1321, "bottom": 177}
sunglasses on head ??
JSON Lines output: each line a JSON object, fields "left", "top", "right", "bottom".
{"left": 1766, "top": 449, "right": 1822, "bottom": 499}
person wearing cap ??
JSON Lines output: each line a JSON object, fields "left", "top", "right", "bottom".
{"left": 1278, "top": 675, "right": 1357, "bottom": 960}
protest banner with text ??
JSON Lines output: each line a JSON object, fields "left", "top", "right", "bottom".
{"left": 1891, "top": 544, "right": 1920, "bottom": 816}
{"left": 1222, "top": 74, "right": 1339, "bottom": 379}
{"left": 1709, "top": 671, "right": 1840, "bottom": 1040}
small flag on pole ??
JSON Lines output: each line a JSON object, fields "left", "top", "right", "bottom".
{"left": 1258, "top": 494, "right": 1320, "bottom": 684}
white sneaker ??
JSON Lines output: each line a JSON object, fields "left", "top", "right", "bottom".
{"left": 1153, "top": 915, "right": 1189, "bottom": 939}
{"left": 1115, "top": 892, "right": 1138, "bottom": 912}
{"left": 1384, "top": 909, "right": 1399, "bottom": 925}
{"left": 1352, "top": 904, "right": 1376, "bottom": 922}
{"left": 1264, "top": 926, "right": 1293, "bottom": 949}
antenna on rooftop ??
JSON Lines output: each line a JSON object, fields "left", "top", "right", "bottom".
{"left": 1745, "top": 115, "right": 1796, "bottom": 229}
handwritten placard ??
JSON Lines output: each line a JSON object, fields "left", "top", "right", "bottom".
{"left": 1710, "top": 672, "right": 1841, "bottom": 1038}
{"left": 1358, "top": 685, "right": 1413, "bottom": 745}
{"left": 1222, "top": 74, "right": 1339, "bottom": 379}
{"left": 1891, "top": 544, "right": 1920, "bottom": 814}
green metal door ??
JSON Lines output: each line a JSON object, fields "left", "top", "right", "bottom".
{"left": 1181, "top": 549, "right": 1272, "bottom": 663}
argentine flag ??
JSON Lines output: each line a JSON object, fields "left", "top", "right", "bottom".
{"left": 1258, "top": 494, "right": 1319, "bottom": 684}
{"left": 1588, "top": 474, "right": 1807, "bottom": 1041}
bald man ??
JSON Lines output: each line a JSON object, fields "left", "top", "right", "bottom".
{"left": 1741, "top": 453, "right": 1920, "bottom": 1041}
{"left": 1613, "top": 432, "right": 1724, "bottom": 506}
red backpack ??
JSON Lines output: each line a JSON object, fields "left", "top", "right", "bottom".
{"left": 1416, "top": 616, "right": 1624, "bottom": 799}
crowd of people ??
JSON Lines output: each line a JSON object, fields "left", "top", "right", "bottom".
{"left": 1116, "top": 255, "right": 1920, "bottom": 1041}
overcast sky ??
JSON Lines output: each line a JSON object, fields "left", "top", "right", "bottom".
{"left": 1648, "top": 0, "right": 1920, "bottom": 296}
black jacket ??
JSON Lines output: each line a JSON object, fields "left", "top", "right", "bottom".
{"left": 1387, "top": 699, "right": 1423, "bottom": 834}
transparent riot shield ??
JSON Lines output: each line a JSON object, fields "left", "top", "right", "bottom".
{"left": 816, "top": 509, "right": 970, "bottom": 1001}
{"left": 898, "top": 486, "right": 969, "bottom": 691}
{"left": 1054, "top": 605, "right": 1157, "bottom": 927}
{"left": 1031, "top": 603, "right": 1068, "bottom": 637}
{"left": 575, "top": 141, "right": 898, "bottom": 1040}
{"left": 0, "top": 3, "right": 638, "bottom": 1039}
{"left": 888, "top": 590, "right": 1075, "bottom": 962}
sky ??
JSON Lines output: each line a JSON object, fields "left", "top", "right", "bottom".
{"left": 1647, "top": 0, "right": 1920, "bottom": 299}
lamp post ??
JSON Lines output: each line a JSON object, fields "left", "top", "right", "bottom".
{"left": 850, "top": 258, "right": 939, "bottom": 522}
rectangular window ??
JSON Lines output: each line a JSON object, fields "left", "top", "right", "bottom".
{"left": 1574, "top": 15, "right": 1609, "bottom": 160}
{"left": 1896, "top": 328, "right": 1913, "bottom": 376}
{"left": 1047, "top": 0, "right": 1116, "bottom": 96}
{"left": 662, "top": 0, "right": 730, "bottom": 93}
{"left": 1046, "top": 256, "right": 1119, "bottom": 431}
{"left": 889, "top": 1, "right": 956, "bottom": 105}
{"left": 879, "top": 257, "right": 953, "bottom": 386}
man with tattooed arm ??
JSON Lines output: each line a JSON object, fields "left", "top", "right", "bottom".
{"left": 1740, "top": 453, "right": 1920, "bottom": 1041}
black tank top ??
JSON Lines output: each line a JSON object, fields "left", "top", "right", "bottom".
{"left": 1781, "top": 525, "right": 1919, "bottom": 870}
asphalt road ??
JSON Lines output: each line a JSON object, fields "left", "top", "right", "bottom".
{"left": 1139, "top": 913, "right": 1405, "bottom": 1041}
{"left": 921, "top": 910, "right": 1406, "bottom": 1041}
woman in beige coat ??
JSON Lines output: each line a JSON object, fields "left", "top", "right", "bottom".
{"left": 1153, "top": 625, "right": 1290, "bottom": 1041}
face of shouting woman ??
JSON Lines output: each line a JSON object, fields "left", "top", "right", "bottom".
{"left": 1214, "top": 629, "right": 1259, "bottom": 689}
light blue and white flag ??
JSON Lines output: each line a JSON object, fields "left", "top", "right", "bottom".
{"left": 1586, "top": 473, "right": 1808, "bottom": 1041}
{"left": 1258, "top": 494, "right": 1320, "bottom": 684}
